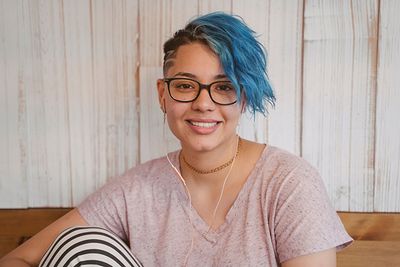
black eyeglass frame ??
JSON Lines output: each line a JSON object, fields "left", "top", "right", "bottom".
{"left": 163, "top": 77, "right": 238, "bottom": 106}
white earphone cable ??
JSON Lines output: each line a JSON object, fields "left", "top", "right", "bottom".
{"left": 164, "top": 112, "right": 240, "bottom": 265}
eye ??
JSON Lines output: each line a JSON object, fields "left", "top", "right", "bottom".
{"left": 175, "top": 83, "right": 195, "bottom": 89}
{"left": 215, "top": 83, "right": 234, "bottom": 91}
{"left": 171, "top": 79, "right": 197, "bottom": 90}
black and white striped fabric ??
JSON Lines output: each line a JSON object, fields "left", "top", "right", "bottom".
{"left": 39, "top": 226, "right": 143, "bottom": 267}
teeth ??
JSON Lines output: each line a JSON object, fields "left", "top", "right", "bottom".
{"left": 190, "top": 121, "right": 217, "bottom": 128}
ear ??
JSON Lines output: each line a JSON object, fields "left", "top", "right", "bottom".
{"left": 157, "top": 79, "right": 166, "bottom": 113}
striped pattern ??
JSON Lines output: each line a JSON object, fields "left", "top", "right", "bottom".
{"left": 39, "top": 226, "right": 142, "bottom": 267}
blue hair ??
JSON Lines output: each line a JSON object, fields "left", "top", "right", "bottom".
{"left": 163, "top": 12, "right": 275, "bottom": 115}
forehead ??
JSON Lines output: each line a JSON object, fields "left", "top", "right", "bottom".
{"left": 165, "top": 43, "right": 225, "bottom": 79}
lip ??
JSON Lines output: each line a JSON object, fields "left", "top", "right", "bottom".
{"left": 186, "top": 119, "right": 221, "bottom": 134}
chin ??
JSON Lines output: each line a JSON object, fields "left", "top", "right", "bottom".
{"left": 180, "top": 140, "right": 213, "bottom": 152}
{"left": 182, "top": 135, "right": 230, "bottom": 153}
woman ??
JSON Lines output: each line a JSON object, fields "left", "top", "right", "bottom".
{"left": 0, "top": 12, "right": 352, "bottom": 267}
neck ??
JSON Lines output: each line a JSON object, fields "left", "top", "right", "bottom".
{"left": 180, "top": 135, "right": 240, "bottom": 184}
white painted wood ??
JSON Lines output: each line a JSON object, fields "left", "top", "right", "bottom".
{"left": 122, "top": 0, "right": 140, "bottom": 174}
{"left": 0, "top": 0, "right": 141, "bottom": 208}
{"left": 139, "top": 0, "right": 163, "bottom": 66}
{"left": 267, "top": 0, "right": 304, "bottom": 155}
{"left": 0, "top": 0, "right": 28, "bottom": 208}
{"left": 0, "top": 0, "right": 399, "bottom": 211}
{"left": 347, "top": 0, "right": 379, "bottom": 211}
{"left": 161, "top": 0, "right": 200, "bottom": 65}
{"left": 170, "top": 0, "right": 199, "bottom": 32}
{"left": 62, "top": 0, "right": 97, "bottom": 206}
{"left": 374, "top": 0, "right": 400, "bottom": 212}
{"left": 198, "top": 0, "right": 232, "bottom": 14}
{"left": 20, "top": 0, "right": 72, "bottom": 207}
{"left": 58, "top": 0, "right": 140, "bottom": 206}
{"left": 140, "top": 0, "right": 198, "bottom": 67}
{"left": 303, "top": 0, "right": 378, "bottom": 211}
{"left": 90, "top": 0, "right": 139, "bottom": 183}
{"left": 233, "top": 0, "right": 269, "bottom": 143}
{"left": 139, "top": 67, "right": 180, "bottom": 163}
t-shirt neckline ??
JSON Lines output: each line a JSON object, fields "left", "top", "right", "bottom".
{"left": 166, "top": 144, "right": 271, "bottom": 243}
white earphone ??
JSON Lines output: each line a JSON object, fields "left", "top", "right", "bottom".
{"left": 165, "top": 153, "right": 195, "bottom": 266}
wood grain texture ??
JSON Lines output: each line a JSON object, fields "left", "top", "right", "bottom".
{"left": 338, "top": 212, "right": 400, "bottom": 241}
{"left": 23, "top": 0, "right": 72, "bottom": 207}
{"left": 198, "top": 0, "right": 232, "bottom": 14}
{"left": 346, "top": 0, "right": 378, "bottom": 212}
{"left": 90, "top": 0, "right": 139, "bottom": 187}
{"left": 0, "top": 208, "right": 70, "bottom": 256}
{"left": 337, "top": 212, "right": 400, "bottom": 267}
{"left": 169, "top": 0, "right": 198, "bottom": 33}
{"left": 374, "top": 0, "right": 400, "bottom": 212}
{"left": 62, "top": 0, "right": 101, "bottom": 206}
{"left": 337, "top": 241, "right": 400, "bottom": 267}
{"left": 1, "top": 209, "right": 399, "bottom": 265}
{"left": 266, "top": 0, "right": 304, "bottom": 155}
{"left": 0, "top": 0, "right": 28, "bottom": 208}
{"left": 0, "top": 0, "right": 399, "bottom": 211}
{"left": 139, "top": 0, "right": 163, "bottom": 66}
{"left": 233, "top": 0, "right": 269, "bottom": 143}
{"left": 0, "top": 0, "right": 140, "bottom": 207}
{"left": 302, "top": 0, "right": 378, "bottom": 211}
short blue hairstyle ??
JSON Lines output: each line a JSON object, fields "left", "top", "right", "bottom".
{"left": 163, "top": 12, "right": 275, "bottom": 115}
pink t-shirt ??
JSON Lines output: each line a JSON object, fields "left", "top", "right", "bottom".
{"left": 78, "top": 146, "right": 352, "bottom": 266}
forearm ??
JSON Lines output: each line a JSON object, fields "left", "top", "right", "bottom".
{"left": 0, "top": 209, "right": 87, "bottom": 267}
{"left": 0, "top": 258, "right": 33, "bottom": 267}
{"left": 281, "top": 248, "right": 336, "bottom": 267}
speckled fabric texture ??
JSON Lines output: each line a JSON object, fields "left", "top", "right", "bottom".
{"left": 78, "top": 146, "right": 352, "bottom": 266}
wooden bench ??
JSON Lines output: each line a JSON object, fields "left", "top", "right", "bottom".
{"left": 1, "top": 209, "right": 399, "bottom": 266}
{"left": 337, "top": 212, "right": 400, "bottom": 267}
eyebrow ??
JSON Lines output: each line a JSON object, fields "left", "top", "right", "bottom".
{"left": 173, "top": 72, "right": 228, "bottom": 80}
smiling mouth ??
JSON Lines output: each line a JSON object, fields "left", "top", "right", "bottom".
{"left": 188, "top": 121, "right": 219, "bottom": 128}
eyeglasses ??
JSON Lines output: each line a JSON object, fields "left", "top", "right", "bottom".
{"left": 163, "top": 78, "right": 238, "bottom": 105}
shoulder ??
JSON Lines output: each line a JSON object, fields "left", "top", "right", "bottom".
{"left": 260, "top": 146, "right": 319, "bottom": 180}
{"left": 104, "top": 151, "right": 180, "bottom": 192}
{"left": 258, "top": 146, "right": 331, "bottom": 210}
{"left": 125, "top": 153, "right": 174, "bottom": 178}
{"left": 254, "top": 145, "right": 325, "bottom": 205}
{"left": 261, "top": 148, "right": 352, "bottom": 263}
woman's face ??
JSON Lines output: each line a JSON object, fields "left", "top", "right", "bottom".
{"left": 157, "top": 42, "right": 244, "bottom": 153}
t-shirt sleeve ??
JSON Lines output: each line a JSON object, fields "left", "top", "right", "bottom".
{"left": 272, "top": 160, "right": 353, "bottom": 263}
{"left": 77, "top": 176, "right": 130, "bottom": 242}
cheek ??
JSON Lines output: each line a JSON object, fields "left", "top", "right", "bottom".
{"left": 225, "top": 107, "right": 242, "bottom": 123}
{"left": 165, "top": 103, "right": 185, "bottom": 128}
{"left": 165, "top": 101, "right": 182, "bottom": 118}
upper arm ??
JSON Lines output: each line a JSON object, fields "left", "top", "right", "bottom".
{"left": 0, "top": 208, "right": 88, "bottom": 266}
{"left": 272, "top": 159, "right": 352, "bottom": 262}
{"left": 281, "top": 248, "right": 336, "bottom": 267}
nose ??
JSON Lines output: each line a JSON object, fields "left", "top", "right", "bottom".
{"left": 191, "top": 87, "right": 215, "bottom": 111}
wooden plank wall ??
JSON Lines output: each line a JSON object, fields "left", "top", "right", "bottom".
{"left": 0, "top": 0, "right": 399, "bottom": 211}
{"left": 374, "top": 0, "right": 400, "bottom": 211}
{"left": 302, "top": 0, "right": 378, "bottom": 211}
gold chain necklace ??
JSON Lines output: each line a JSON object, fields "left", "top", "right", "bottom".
{"left": 182, "top": 138, "right": 241, "bottom": 174}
